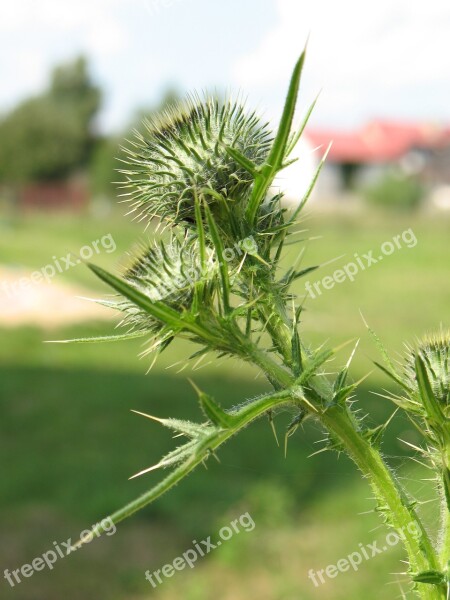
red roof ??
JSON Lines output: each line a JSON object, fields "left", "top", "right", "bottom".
{"left": 306, "top": 121, "right": 450, "bottom": 164}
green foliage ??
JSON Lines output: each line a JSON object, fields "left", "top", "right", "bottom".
{"left": 364, "top": 170, "right": 423, "bottom": 211}
{"left": 0, "top": 56, "right": 100, "bottom": 183}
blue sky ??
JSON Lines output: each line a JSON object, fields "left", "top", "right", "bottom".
{"left": 2, "top": 0, "right": 450, "bottom": 133}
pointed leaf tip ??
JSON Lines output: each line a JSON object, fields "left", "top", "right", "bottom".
{"left": 268, "top": 411, "right": 280, "bottom": 447}
{"left": 131, "top": 409, "right": 164, "bottom": 424}
{"left": 189, "top": 380, "right": 237, "bottom": 428}
{"left": 129, "top": 461, "right": 168, "bottom": 480}
{"left": 198, "top": 392, "right": 236, "bottom": 429}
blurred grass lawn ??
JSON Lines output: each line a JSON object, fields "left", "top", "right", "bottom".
{"left": 0, "top": 208, "right": 448, "bottom": 599}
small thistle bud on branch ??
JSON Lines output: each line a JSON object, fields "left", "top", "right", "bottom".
{"left": 405, "top": 332, "right": 450, "bottom": 417}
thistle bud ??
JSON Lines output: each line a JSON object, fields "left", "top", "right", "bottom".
{"left": 120, "top": 96, "right": 272, "bottom": 225}
{"left": 404, "top": 331, "right": 450, "bottom": 418}
{"left": 113, "top": 236, "right": 212, "bottom": 334}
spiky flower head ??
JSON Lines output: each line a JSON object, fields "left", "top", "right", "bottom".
{"left": 120, "top": 96, "right": 272, "bottom": 225}
{"left": 404, "top": 331, "right": 450, "bottom": 416}
{"left": 110, "top": 236, "right": 215, "bottom": 336}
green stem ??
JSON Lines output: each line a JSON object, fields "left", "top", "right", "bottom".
{"left": 259, "top": 293, "right": 294, "bottom": 368}
{"left": 253, "top": 294, "right": 443, "bottom": 599}
{"left": 239, "top": 328, "right": 293, "bottom": 388}
{"left": 321, "top": 405, "right": 443, "bottom": 600}
{"left": 440, "top": 443, "right": 450, "bottom": 569}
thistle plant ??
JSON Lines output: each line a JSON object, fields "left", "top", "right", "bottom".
{"left": 66, "top": 49, "right": 450, "bottom": 599}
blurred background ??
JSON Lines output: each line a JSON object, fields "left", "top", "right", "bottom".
{"left": 1, "top": 1, "right": 449, "bottom": 599}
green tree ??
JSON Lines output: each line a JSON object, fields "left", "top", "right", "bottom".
{"left": 0, "top": 56, "right": 101, "bottom": 183}
{"left": 364, "top": 170, "right": 424, "bottom": 211}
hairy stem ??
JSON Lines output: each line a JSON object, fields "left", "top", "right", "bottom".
{"left": 320, "top": 405, "right": 444, "bottom": 600}
{"left": 440, "top": 443, "right": 450, "bottom": 572}
{"left": 253, "top": 291, "right": 443, "bottom": 599}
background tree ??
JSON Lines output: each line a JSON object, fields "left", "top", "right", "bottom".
{"left": 0, "top": 56, "right": 101, "bottom": 184}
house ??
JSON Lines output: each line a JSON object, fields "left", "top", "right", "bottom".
{"left": 304, "top": 120, "right": 450, "bottom": 200}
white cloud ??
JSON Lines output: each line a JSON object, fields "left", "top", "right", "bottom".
{"left": 84, "top": 18, "right": 128, "bottom": 58}
{"left": 232, "top": 0, "right": 450, "bottom": 125}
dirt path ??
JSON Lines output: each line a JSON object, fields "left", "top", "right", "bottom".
{"left": 0, "top": 266, "right": 114, "bottom": 328}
